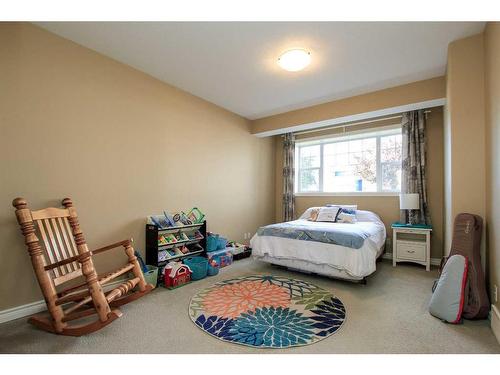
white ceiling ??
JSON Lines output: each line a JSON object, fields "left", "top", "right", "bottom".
{"left": 36, "top": 22, "right": 485, "bottom": 119}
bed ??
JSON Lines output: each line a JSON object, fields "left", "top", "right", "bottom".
{"left": 250, "top": 208, "right": 386, "bottom": 283}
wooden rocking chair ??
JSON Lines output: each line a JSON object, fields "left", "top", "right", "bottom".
{"left": 12, "top": 197, "right": 154, "bottom": 336}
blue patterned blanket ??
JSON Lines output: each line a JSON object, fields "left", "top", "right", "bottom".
{"left": 256, "top": 220, "right": 369, "bottom": 249}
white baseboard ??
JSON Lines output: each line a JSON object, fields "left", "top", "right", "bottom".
{"left": 0, "top": 300, "right": 48, "bottom": 324}
{"left": 0, "top": 279, "right": 125, "bottom": 324}
{"left": 382, "top": 252, "right": 441, "bottom": 266}
{"left": 491, "top": 305, "right": 500, "bottom": 345}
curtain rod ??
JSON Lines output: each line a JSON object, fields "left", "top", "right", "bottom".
{"left": 284, "top": 109, "right": 431, "bottom": 137}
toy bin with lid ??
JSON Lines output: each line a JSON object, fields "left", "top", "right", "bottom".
{"left": 207, "top": 248, "right": 233, "bottom": 268}
{"left": 183, "top": 256, "right": 208, "bottom": 280}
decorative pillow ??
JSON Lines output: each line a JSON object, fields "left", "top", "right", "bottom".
{"left": 336, "top": 212, "right": 357, "bottom": 223}
{"left": 299, "top": 207, "right": 322, "bottom": 220}
{"left": 338, "top": 207, "right": 357, "bottom": 215}
{"left": 308, "top": 208, "right": 320, "bottom": 221}
{"left": 316, "top": 207, "right": 341, "bottom": 222}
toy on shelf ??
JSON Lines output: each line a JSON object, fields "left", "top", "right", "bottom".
{"left": 164, "top": 262, "right": 192, "bottom": 289}
{"left": 158, "top": 233, "right": 178, "bottom": 246}
{"left": 194, "top": 230, "right": 204, "bottom": 240}
{"left": 179, "top": 245, "right": 189, "bottom": 254}
{"left": 175, "top": 232, "right": 190, "bottom": 242}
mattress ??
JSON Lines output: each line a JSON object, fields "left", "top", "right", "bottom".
{"left": 250, "top": 210, "right": 386, "bottom": 279}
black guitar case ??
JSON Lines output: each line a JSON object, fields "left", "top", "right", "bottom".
{"left": 445, "top": 213, "right": 489, "bottom": 319}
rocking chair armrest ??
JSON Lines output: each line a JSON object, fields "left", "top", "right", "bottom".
{"left": 43, "top": 240, "right": 133, "bottom": 271}
{"left": 91, "top": 239, "right": 133, "bottom": 256}
{"left": 44, "top": 251, "right": 92, "bottom": 270}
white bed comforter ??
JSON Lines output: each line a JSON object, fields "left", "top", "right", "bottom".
{"left": 250, "top": 211, "right": 386, "bottom": 278}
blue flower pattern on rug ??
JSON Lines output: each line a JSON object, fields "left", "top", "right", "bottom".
{"left": 189, "top": 275, "right": 346, "bottom": 348}
{"left": 195, "top": 315, "right": 234, "bottom": 338}
{"left": 228, "top": 307, "right": 315, "bottom": 347}
{"left": 309, "top": 296, "right": 347, "bottom": 337}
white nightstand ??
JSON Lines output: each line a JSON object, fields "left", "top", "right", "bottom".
{"left": 392, "top": 224, "right": 432, "bottom": 271}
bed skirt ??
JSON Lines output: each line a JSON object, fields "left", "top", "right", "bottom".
{"left": 254, "top": 245, "right": 385, "bottom": 282}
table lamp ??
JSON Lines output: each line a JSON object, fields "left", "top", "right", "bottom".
{"left": 399, "top": 193, "right": 419, "bottom": 225}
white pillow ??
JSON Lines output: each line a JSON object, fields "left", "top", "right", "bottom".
{"left": 326, "top": 204, "right": 358, "bottom": 211}
{"left": 336, "top": 212, "right": 357, "bottom": 223}
{"left": 316, "top": 207, "right": 341, "bottom": 222}
{"left": 355, "top": 210, "right": 382, "bottom": 223}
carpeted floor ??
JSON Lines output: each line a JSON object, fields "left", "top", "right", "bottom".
{"left": 0, "top": 258, "right": 499, "bottom": 354}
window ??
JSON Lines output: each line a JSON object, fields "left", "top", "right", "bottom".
{"left": 295, "top": 127, "right": 402, "bottom": 194}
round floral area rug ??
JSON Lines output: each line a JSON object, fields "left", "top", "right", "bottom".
{"left": 189, "top": 275, "right": 346, "bottom": 349}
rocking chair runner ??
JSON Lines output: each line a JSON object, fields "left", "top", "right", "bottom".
{"left": 12, "top": 197, "right": 154, "bottom": 336}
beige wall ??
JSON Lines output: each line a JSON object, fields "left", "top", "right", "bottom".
{"left": 0, "top": 23, "right": 275, "bottom": 310}
{"left": 252, "top": 76, "right": 445, "bottom": 135}
{"left": 443, "top": 34, "right": 486, "bottom": 262}
{"left": 274, "top": 107, "right": 444, "bottom": 259}
{"left": 484, "top": 22, "right": 500, "bottom": 311}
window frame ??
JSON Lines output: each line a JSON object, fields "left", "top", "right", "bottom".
{"left": 294, "top": 125, "right": 402, "bottom": 196}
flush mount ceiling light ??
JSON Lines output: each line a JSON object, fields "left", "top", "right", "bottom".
{"left": 278, "top": 49, "right": 311, "bottom": 72}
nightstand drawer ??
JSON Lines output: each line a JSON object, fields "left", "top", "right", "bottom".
{"left": 396, "top": 228, "right": 424, "bottom": 235}
{"left": 396, "top": 240, "right": 426, "bottom": 261}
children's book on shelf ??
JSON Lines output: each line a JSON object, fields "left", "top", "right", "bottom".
{"left": 158, "top": 250, "right": 169, "bottom": 262}
{"left": 150, "top": 215, "right": 169, "bottom": 229}
{"left": 148, "top": 207, "right": 205, "bottom": 229}
{"left": 187, "top": 207, "right": 205, "bottom": 224}
{"left": 163, "top": 211, "right": 177, "bottom": 227}
{"left": 172, "top": 212, "right": 193, "bottom": 226}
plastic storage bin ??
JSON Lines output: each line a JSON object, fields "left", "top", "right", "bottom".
{"left": 183, "top": 256, "right": 208, "bottom": 280}
{"left": 143, "top": 265, "right": 159, "bottom": 288}
{"left": 207, "top": 248, "right": 233, "bottom": 268}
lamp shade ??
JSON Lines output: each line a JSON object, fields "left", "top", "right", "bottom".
{"left": 399, "top": 193, "right": 419, "bottom": 210}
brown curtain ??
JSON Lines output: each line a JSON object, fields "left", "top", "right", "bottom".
{"left": 283, "top": 133, "right": 295, "bottom": 221}
{"left": 400, "top": 110, "right": 431, "bottom": 225}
